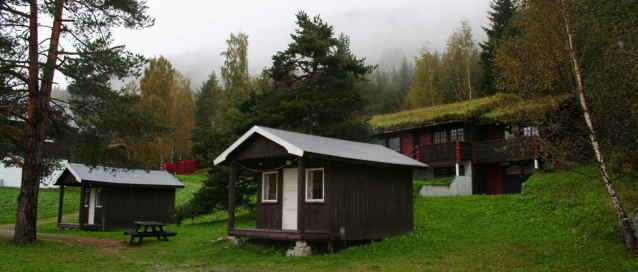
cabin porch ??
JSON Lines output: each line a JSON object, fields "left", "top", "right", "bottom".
{"left": 228, "top": 228, "right": 331, "bottom": 241}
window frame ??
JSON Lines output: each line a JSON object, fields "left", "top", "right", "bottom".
{"left": 95, "top": 188, "right": 103, "bottom": 208}
{"left": 450, "top": 128, "right": 464, "bottom": 142}
{"left": 305, "top": 168, "right": 325, "bottom": 202}
{"left": 434, "top": 131, "right": 447, "bottom": 144}
{"left": 261, "top": 171, "right": 278, "bottom": 203}
{"left": 84, "top": 188, "right": 90, "bottom": 208}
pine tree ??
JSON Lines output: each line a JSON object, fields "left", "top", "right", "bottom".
{"left": 479, "top": 0, "right": 518, "bottom": 95}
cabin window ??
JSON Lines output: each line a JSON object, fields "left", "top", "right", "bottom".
{"left": 306, "top": 168, "right": 324, "bottom": 202}
{"left": 262, "top": 172, "right": 278, "bottom": 202}
{"left": 524, "top": 126, "right": 539, "bottom": 136}
{"left": 388, "top": 137, "right": 400, "bottom": 151}
{"left": 434, "top": 131, "right": 447, "bottom": 144}
{"left": 95, "top": 188, "right": 103, "bottom": 208}
{"left": 84, "top": 188, "right": 90, "bottom": 207}
{"left": 450, "top": 128, "right": 465, "bottom": 141}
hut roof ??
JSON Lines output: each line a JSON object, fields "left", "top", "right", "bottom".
{"left": 54, "top": 163, "right": 184, "bottom": 188}
{"left": 214, "top": 126, "right": 427, "bottom": 169}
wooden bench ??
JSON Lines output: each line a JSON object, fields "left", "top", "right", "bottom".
{"left": 124, "top": 221, "right": 177, "bottom": 245}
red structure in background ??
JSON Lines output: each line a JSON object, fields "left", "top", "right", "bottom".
{"left": 162, "top": 160, "right": 200, "bottom": 174}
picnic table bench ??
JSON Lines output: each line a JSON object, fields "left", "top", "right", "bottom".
{"left": 124, "top": 221, "right": 177, "bottom": 246}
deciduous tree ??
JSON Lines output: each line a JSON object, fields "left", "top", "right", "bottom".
{"left": 495, "top": 0, "right": 638, "bottom": 249}
{"left": 133, "top": 57, "right": 195, "bottom": 166}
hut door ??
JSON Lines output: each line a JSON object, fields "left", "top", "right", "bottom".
{"left": 282, "top": 168, "right": 298, "bottom": 230}
{"left": 87, "top": 188, "right": 96, "bottom": 224}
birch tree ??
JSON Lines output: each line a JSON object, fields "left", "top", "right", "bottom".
{"left": 496, "top": 0, "right": 638, "bottom": 249}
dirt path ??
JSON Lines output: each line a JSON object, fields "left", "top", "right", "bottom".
{"left": 0, "top": 213, "right": 132, "bottom": 253}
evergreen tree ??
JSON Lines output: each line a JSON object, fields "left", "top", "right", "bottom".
{"left": 479, "top": 0, "right": 518, "bottom": 95}
{"left": 191, "top": 72, "right": 223, "bottom": 162}
{"left": 0, "top": 0, "right": 153, "bottom": 244}
{"left": 254, "top": 11, "right": 375, "bottom": 141}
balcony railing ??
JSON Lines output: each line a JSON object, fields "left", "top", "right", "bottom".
{"left": 474, "top": 136, "right": 538, "bottom": 163}
{"left": 416, "top": 141, "right": 472, "bottom": 164}
{"left": 415, "top": 136, "right": 539, "bottom": 164}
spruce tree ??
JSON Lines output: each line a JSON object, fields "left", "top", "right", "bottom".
{"left": 479, "top": 0, "right": 518, "bottom": 95}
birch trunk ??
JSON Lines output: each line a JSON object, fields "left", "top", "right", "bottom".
{"left": 559, "top": 0, "right": 636, "bottom": 250}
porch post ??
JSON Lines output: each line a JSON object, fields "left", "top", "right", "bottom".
{"left": 456, "top": 141, "right": 461, "bottom": 176}
{"left": 57, "top": 185, "right": 64, "bottom": 224}
{"left": 297, "top": 157, "right": 306, "bottom": 234}
{"left": 228, "top": 162, "right": 237, "bottom": 229}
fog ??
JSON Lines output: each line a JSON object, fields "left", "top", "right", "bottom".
{"left": 100, "top": 0, "right": 492, "bottom": 90}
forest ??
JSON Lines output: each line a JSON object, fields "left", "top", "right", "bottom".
{"left": 1, "top": 0, "right": 637, "bottom": 249}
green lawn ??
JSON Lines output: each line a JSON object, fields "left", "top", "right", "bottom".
{"left": 0, "top": 187, "right": 81, "bottom": 224}
{"left": 0, "top": 170, "right": 637, "bottom": 271}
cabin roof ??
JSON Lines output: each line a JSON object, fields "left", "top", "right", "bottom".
{"left": 214, "top": 126, "right": 427, "bottom": 168}
{"left": 54, "top": 163, "right": 184, "bottom": 188}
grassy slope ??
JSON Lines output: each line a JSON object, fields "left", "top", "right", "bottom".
{"left": 1, "top": 170, "right": 637, "bottom": 271}
{"left": 0, "top": 187, "right": 81, "bottom": 224}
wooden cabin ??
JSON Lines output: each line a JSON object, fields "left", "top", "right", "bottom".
{"left": 214, "top": 126, "right": 428, "bottom": 242}
{"left": 54, "top": 163, "right": 184, "bottom": 230}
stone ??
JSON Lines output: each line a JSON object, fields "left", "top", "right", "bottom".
{"left": 293, "top": 240, "right": 312, "bottom": 257}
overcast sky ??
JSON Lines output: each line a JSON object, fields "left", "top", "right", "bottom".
{"left": 104, "top": 0, "right": 492, "bottom": 90}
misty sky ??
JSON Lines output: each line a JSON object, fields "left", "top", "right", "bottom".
{"left": 104, "top": 0, "right": 492, "bottom": 90}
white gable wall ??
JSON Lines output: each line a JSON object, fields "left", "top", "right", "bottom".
{"left": 1, "top": 159, "right": 65, "bottom": 188}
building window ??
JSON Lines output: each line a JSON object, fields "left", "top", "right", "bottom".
{"left": 434, "top": 166, "right": 464, "bottom": 178}
{"left": 434, "top": 131, "right": 447, "bottom": 144}
{"left": 262, "top": 172, "right": 278, "bottom": 202}
{"left": 84, "top": 188, "right": 90, "bottom": 207}
{"left": 388, "top": 137, "right": 400, "bottom": 151}
{"left": 95, "top": 188, "right": 103, "bottom": 208}
{"left": 306, "top": 168, "right": 324, "bottom": 202}
{"left": 524, "top": 126, "right": 539, "bottom": 136}
{"left": 506, "top": 165, "right": 522, "bottom": 175}
{"left": 450, "top": 128, "right": 464, "bottom": 141}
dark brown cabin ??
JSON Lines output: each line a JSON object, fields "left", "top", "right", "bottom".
{"left": 214, "top": 126, "right": 428, "bottom": 242}
{"left": 54, "top": 163, "right": 184, "bottom": 230}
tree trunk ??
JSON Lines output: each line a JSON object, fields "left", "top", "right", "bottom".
{"left": 14, "top": 0, "right": 65, "bottom": 244}
{"left": 559, "top": 0, "right": 636, "bottom": 250}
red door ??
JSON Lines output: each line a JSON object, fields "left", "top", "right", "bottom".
{"left": 487, "top": 165, "right": 503, "bottom": 194}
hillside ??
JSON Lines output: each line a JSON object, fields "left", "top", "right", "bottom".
{"left": 0, "top": 170, "right": 637, "bottom": 271}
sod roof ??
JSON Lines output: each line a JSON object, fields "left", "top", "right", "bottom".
{"left": 370, "top": 94, "right": 569, "bottom": 133}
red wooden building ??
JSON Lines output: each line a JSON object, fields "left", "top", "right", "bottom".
{"left": 371, "top": 95, "right": 550, "bottom": 195}
{"left": 214, "top": 126, "right": 427, "bottom": 242}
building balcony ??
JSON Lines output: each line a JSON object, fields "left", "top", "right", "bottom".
{"left": 415, "top": 136, "right": 539, "bottom": 165}
{"left": 474, "top": 136, "right": 539, "bottom": 164}
{"left": 416, "top": 141, "right": 473, "bottom": 165}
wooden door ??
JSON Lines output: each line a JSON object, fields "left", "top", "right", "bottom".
{"left": 88, "top": 188, "right": 96, "bottom": 224}
{"left": 282, "top": 168, "right": 298, "bottom": 230}
{"left": 487, "top": 166, "right": 503, "bottom": 195}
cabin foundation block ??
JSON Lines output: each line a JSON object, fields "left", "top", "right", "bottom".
{"left": 291, "top": 241, "right": 312, "bottom": 257}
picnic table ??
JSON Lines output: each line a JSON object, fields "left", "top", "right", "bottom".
{"left": 124, "top": 221, "right": 177, "bottom": 246}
